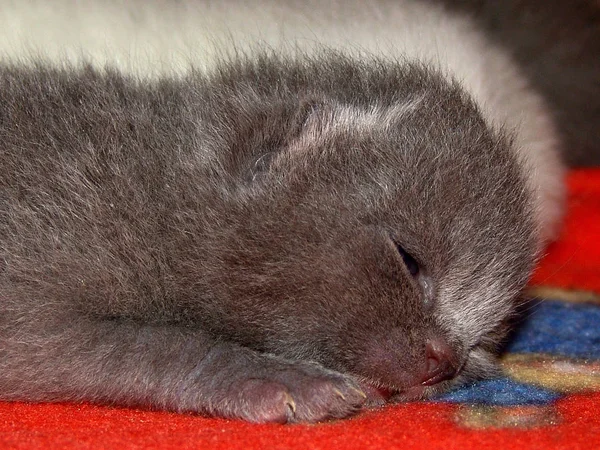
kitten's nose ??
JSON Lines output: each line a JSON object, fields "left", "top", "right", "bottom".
{"left": 421, "top": 338, "right": 458, "bottom": 386}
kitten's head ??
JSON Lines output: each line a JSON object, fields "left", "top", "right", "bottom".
{"left": 194, "top": 53, "right": 537, "bottom": 401}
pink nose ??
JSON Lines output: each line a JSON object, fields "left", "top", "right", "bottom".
{"left": 420, "top": 338, "right": 458, "bottom": 386}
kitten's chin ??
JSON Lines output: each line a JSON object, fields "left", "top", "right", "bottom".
{"left": 358, "top": 380, "right": 440, "bottom": 406}
{"left": 357, "top": 379, "right": 431, "bottom": 405}
{"left": 357, "top": 380, "right": 395, "bottom": 406}
{"left": 362, "top": 378, "right": 463, "bottom": 405}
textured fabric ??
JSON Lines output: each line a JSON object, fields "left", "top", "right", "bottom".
{"left": 1, "top": 169, "right": 600, "bottom": 449}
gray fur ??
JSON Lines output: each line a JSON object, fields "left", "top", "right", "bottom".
{"left": 0, "top": 52, "right": 537, "bottom": 422}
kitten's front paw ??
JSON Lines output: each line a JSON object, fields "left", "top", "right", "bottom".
{"left": 180, "top": 347, "right": 367, "bottom": 423}
{"left": 230, "top": 362, "right": 367, "bottom": 423}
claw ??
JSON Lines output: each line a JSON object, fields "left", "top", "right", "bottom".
{"left": 333, "top": 388, "right": 346, "bottom": 400}
{"left": 351, "top": 386, "right": 367, "bottom": 399}
{"left": 284, "top": 392, "right": 296, "bottom": 414}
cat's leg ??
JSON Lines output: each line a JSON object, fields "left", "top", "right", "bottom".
{"left": 0, "top": 316, "right": 366, "bottom": 423}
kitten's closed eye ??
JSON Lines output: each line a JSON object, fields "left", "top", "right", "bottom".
{"left": 391, "top": 239, "right": 435, "bottom": 309}
{"left": 394, "top": 242, "right": 420, "bottom": 277}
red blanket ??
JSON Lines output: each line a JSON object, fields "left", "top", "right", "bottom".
{"left": 2, "top": 169, "right": 599, "bottom": 449}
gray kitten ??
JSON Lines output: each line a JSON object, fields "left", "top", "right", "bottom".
{"left": 0, "top": 0, "right": 594, "bottom": 423}
{"left": 0, "top": 53, "right": 535, "bottom": 423}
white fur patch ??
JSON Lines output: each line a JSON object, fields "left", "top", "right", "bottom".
{"left": 285, "top": 99, "right": 425, "bottom": 164}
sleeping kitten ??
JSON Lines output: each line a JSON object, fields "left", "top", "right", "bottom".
{"left": 0, "top": 0, "right": 591, "bottom": 423}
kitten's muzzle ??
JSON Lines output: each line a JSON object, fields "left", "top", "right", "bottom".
{"left": 420, "top": 337, "right": 458, "bottom": 386}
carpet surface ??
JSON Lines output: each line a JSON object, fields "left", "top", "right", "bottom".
{"left": 1, "top": 169, "right": 599, "bottom": 449}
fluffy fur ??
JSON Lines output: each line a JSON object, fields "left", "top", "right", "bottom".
{"left": 0, "top": 0, "right": 593, "bottom": 423}
{"left": 0, "top": 0, "right": 567, "bottom": 241}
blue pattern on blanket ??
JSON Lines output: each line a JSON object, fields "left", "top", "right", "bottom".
{"left": 435, "top": 296, "right": 600, "bottom": 406}
{"left": 505, "top": 300, "right": 600, "bottom": 358}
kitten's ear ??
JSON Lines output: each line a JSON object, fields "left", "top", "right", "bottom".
{"left": 246, "top": 151, "right": 276, "bottom": 183}
{"left": 289, "top": 99, "right": 336, "bottom": 142}
{"left": 244, "top": 100, "right": 336, "bottom": 183}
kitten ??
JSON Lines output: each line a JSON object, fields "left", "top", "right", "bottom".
{"left": 0, "top": 0, "right": 591, "bottom": 423}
